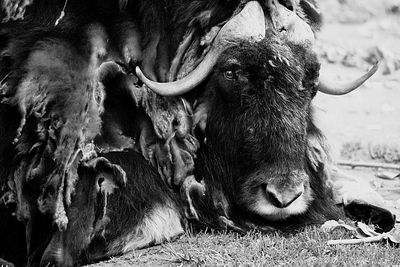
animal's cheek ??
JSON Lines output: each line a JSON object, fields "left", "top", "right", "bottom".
{"left": 216, "top": 76, "right": 234, "bottom": 93}
{"left": 215, "top": 84, "right": 235, "bottom": 101}
{"left": 237, "top": 74, "right": 249, "bottom": 84}
{"left": 217, "top": 83, "right": 253, "bottom": 104}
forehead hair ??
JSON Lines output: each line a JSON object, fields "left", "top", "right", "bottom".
{"left": 215, "top": 32, "right": 320, "bottom": 98}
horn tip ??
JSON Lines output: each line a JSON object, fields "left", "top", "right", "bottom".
{"left": 370, "top": 61, "right": 380, "bottom": 73}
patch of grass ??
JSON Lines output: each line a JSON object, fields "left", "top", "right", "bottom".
{"left": 340, "top": 141, "right": 364, "bottom": 160}
{"left": 90, "top": 226, "right": 400, "bottom": 267}
{"left": 369, "top": 143, "right": 400, "bottom": 163}
{"left": 340, "top": 141, "right": 400, "bottom": 164}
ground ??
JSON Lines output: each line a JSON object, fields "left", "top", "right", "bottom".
{"left": 90, "top": 229, "right": 400, "bottom": 267}
{"left": 90, "top": 1, "right": 400, "bottom": 266}
{"left": 315, "top": 0, "right": 400, "bottom": 219}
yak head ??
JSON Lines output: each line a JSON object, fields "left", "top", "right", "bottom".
{"left": 194, "top": 32, "right": 324, "bottom": 224}
{"left": 136, "top": 1, "right": 377, "bottom": 228}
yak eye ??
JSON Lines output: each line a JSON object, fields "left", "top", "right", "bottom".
{"left": 224, "top": 70, "right": 235, "bottom": 80}
{"left": 98, "top": 176, "right": 105, "bottom": 188}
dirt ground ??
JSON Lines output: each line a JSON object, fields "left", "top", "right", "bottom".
{"left": 90, "top": 1, "right": 400, "bottom": 266}
{"left": 314, "top": 0, "right": 400, "bottom": 218}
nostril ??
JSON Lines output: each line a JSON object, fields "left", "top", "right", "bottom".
{"left": 265, "top": 184, "right": 303, "bottom": 208}
{"left": 266, "top": 190, "right": 285, "bottom": 208}
{"left": 283, "top": 191, "right": 302, "bottom": 208}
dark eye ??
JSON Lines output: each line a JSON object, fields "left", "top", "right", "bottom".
{"left": 97, "top": 176, "right": 105, "bottom": 188}
{"left": 224, "top": 70, "right": 235, "bottom": 80}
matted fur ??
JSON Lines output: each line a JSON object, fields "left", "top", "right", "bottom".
{"left": 36, "top": 151, "right": 184, "bottom": 266}
{"left": 192, "top": 32, "right": 342, "bottom": 230}
{"left": 110, "top": 203, "right": 184, "bottom": 254}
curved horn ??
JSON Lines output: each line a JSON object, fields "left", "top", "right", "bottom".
{"left": 318, "top": 62, "right": 379, "bottom": 95}
{"left": 136, "top": 1, "right": 266, "bottom": 96}
{"left": 269, "top": 0, "right": 315, "bottom": 45}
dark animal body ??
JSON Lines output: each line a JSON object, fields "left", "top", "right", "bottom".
{"left": 3, "top": 35, "right": 343, "bottom": 266}
{"left": 1, "top": 148, "right": 183, "bottom": 266}
{"left": 0, "top": 103, "right": 27, "bottom": 266}
{"left": 0, "top": 1, "right": 196, "bottom": 265}
{"left": 38, "top": 151, "right": 184, "bottom": 267}
{"left": 0, "top": 1, "right": 113, "bottom": 265}
{"left": 0, "top": 0, "right": 387, "bottom": 266}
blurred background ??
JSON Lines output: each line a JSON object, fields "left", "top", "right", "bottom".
{"left": 314, "top": 0, "right": 400, "bottom": 216}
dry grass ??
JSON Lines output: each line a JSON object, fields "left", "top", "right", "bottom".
{"left": 339, "top": 141, "right": 400, "bottom": 164}
{"left": 90, "top": 225, "right": 400, "bottom": 267}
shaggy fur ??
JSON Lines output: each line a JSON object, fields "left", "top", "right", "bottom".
{"left": 0, "top": 1, "right": 329, "bottom": 265}
{"left": 39, "top": 151, "right": 183, "bottom": 267}
{"left": 0, "top": 4, "right": 110, "bottom": 264}
{"left": 192, "top": 32, "right": 343, "bottom": 230}
{"left": 1, "top": 0, "right": 33, "bottom": 22}
{"left": 0, "top": 103, "right": 26, "bottom": 266}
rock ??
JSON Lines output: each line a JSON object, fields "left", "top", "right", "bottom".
{"left": 376, "top": 171, "right": 400, "bottom": 180}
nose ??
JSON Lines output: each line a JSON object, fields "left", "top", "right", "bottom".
{"left": 265, "top": 183, "right": 304, "bottom": 208}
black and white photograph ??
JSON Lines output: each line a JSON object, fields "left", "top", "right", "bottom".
{"left": 0, "top": 0, "right": 399, "bottom": 266}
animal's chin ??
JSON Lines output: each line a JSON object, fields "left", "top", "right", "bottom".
{"left": 248, "top": 187, "right": 314, "bottom": 221}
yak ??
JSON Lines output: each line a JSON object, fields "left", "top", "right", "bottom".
{"left": 13, "top": 28, "right": 387, "bottom": 267}
{"left": 135, "top": 0, "right": 382, "bottom": 229}
{"left": 0, "top": 0, "right": 392, "bottom": 266}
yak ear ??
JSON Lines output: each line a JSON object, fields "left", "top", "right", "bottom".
{"left": 83, "top": 157, "right": 127, "bottom": 194}
{"left": 306, "top": 133, "right": 330, "bottom": 173}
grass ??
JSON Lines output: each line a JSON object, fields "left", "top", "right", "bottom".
{"left": 340, "top": 141, "right": 400, "bottom": 164}
{"left": 90, "top": 225, "right": 400, "bottom": 267}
